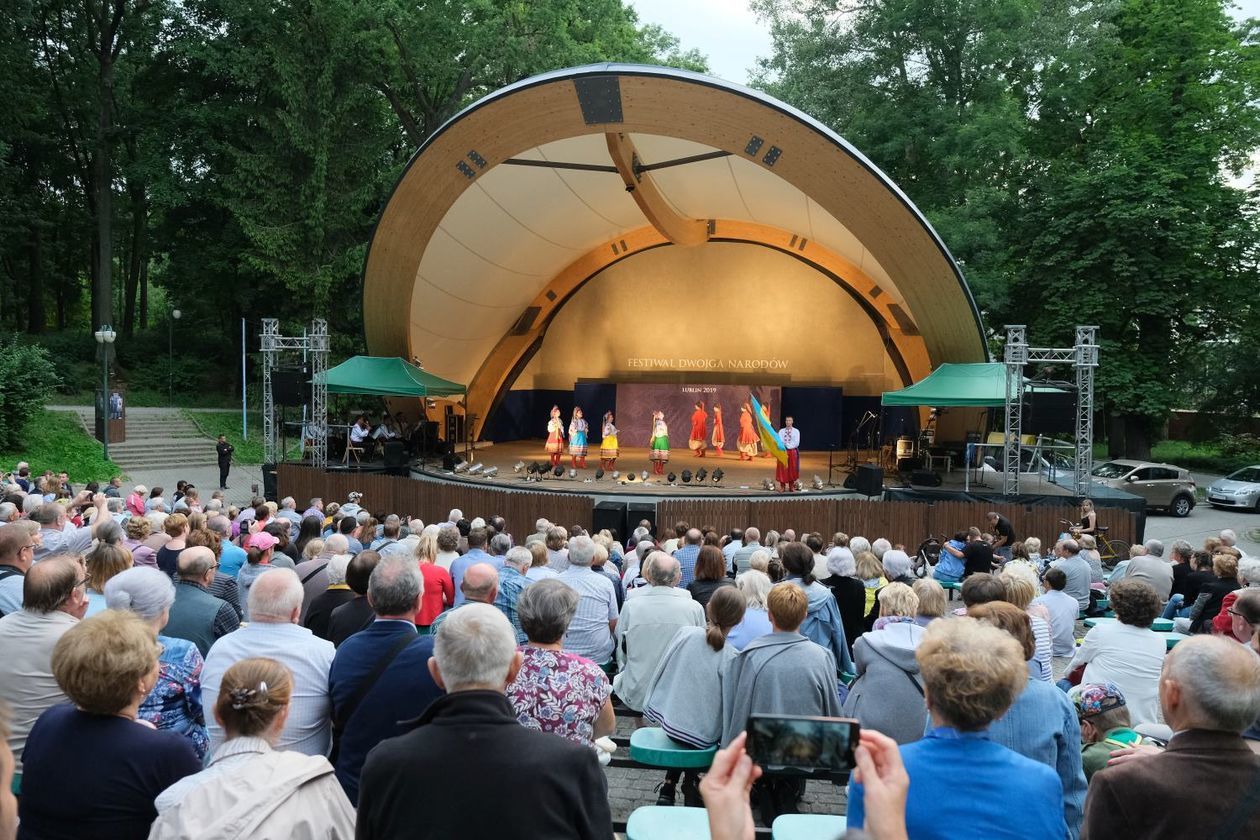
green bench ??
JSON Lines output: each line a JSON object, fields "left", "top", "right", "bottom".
{"left": 940, "top": 579, "right": 962, "bottom": 600}
{"left": 772, "top": 814, "right": 847, "bottom": 839}
{"left": 626, "top": 805, "right": 710, "bottom": 839}
{"left": 629, "top": 727, "right": 717, "bottom": 769}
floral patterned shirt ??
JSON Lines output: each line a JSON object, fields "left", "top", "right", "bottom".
{"left": 141, "top": 634, "right": 209, "bottom": 760}
{"left": 507, "top": 645, "right": 610, "bottom": 748}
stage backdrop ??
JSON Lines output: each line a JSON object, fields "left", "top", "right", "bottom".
{"left": 614, "top": 384, "right": 780, "bottom": 450}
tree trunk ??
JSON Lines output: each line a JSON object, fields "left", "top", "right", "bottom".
{"left": 26, "top": 223, "right": 45, "bottom": 333}
{"left": 1106, "top": 413, "right": 1124, "bottom": 458}
{"left": 139, "top": 259, "right": 149, "bottom": 329}
{"left": 123, "top": 178, "right": 145, "bottom": 336}
{"left": 1118, "top": 414, "right": 1153, "bottom": 460}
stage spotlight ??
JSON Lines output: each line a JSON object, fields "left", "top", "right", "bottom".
{"left": 595, "top": 468, "right": 605, "bottom": 480}
{"left": 667, "top": 472, "right": 677, "bottom": 484}
{"left": 533, "top": 461, "right": 545, "bottom": 475}
{"left": 468, "top": 463, "right": 484, "bottom": 475}
{"left": 483, "top": 467, "right": 498, "bottom": 478}
{"left": 681, "top": 469, "right": 692, "bottom": 484}
{"left": 453, "top": 460, "right": 469, "bottom": 473}
{"left": 696, "top": 468, "right": 707, "bottom": 482}
{"left": 568, "top": 468, "right": 577, "bottom": 479}
{"left": 626, "top": 472, "right": 635, "bottom": 482}
{"left": 553, "top": 465, "right": 564, "bottom": 478}
{"left": 812, "top": 475, "right": 824, "bottom": 490}
{"left": 762, "top": 478, "right": 775, "bottom": 491}
{"left": 611, "top": 470, "right": 620, "bottom": 480}
{"left": 712, "top": 468, "right": 724, "bottom": 483}
{"left": 640, "top": 470, "right": 649, "bottom": 482}
{"left": 513, "top": 461, "right": 526, "bottom": 473}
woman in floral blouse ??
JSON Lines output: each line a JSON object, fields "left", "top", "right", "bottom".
{"left": 104, "top": 566, "right": 210, "bottom": 760}
{"left": 507, "top": 579, "right": 614, "bottom": 749}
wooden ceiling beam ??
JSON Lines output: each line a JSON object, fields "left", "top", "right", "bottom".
{"left": 604, "top": 131, "right": 709, "bottom": 247}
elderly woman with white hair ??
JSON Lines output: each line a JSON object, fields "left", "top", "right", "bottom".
{"left": 819, "top": 545, "right": 868, "bottom": 654}
{"left": 104, "top": 566, "right": 210, "bottom": 760}
{"left": 303, "top": 555, "right": 356, "bottom": 641}
{"left": 861, "top": 549, "right": 916, "bottom": 632}
{"left": 728, "top": 569, "right": 774, "bottom": 649}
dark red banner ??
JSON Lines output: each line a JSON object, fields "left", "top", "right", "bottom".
{"left": 613, "top": 384, "right": 781, "bottom": 449}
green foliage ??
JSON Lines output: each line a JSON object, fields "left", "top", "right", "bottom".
{"left": 183, "top": 410, "right": 300, "bottom": 464}
{"left": 0, "top": 339, "right": 60, "bottom": 450}
{"left": 0, "top": 409, "right": 119, "bottom": 482}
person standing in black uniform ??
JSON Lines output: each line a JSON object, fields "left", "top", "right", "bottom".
{"left": 216, "top": 435, "right": 234, "bottom": 489}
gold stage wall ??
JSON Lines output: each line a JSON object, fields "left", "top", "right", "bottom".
{"left": 514, "top": 242, "right": 902, "bottom": 395}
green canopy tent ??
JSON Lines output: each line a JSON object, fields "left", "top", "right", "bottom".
{"left": 315, "top": 355, "right": 465, "bottom": 397}
{"left": 881, "top": 362, "right": 1060, "bottom": 407}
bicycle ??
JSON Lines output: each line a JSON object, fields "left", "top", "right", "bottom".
{"left": 1059, "top": 521, "right": 1130, "bottom": 568}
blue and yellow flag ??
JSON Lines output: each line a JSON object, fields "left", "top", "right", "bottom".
{"left": 750, "top": 393, "right": 788, "bottom": 468}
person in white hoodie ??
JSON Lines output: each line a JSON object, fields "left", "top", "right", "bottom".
{"left": 149, "top": 656, "right": 354, "bottom": 840}
{"left": 841, "top": 582, "right": 927, "bottom": 745}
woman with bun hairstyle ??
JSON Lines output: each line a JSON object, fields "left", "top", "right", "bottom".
{"left": 150, "top": 657, "right": 355, "bottom": 839}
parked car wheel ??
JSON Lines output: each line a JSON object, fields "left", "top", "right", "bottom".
{"left": 1170, "top": 495, "right": 1194, "bottom": 518}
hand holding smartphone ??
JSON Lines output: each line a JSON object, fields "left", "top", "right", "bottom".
{"left": 745, "top": 714, "right": 860, "bottom": 772}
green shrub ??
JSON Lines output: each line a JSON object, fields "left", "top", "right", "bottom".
{"left": 0, "top": 340, "right": 60, "bottom": 450}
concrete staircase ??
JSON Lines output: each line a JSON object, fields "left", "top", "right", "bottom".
{"left": 64, "top": 407, "right": 220, "bottom": 473}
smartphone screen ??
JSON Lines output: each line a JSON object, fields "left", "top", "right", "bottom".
{"left": 745, "top": 714, "right": 859, "bottom": 772}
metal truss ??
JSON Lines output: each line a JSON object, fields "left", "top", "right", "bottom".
{"left": 260, "top": 319, "right": 330, "bottom": 469}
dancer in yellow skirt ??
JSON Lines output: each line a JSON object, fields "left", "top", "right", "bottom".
{"left": 545, "top": 405, "right": 565, "bottom": 468}
{"left": 599, "top": 411, "right": 619, "bottom": 471}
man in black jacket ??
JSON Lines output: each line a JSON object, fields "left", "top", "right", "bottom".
{"left": 216, "top": 435, "right": 234, "bottom": 489}
{"left": 356, "top": 603, "right": 613, "bottom": 840}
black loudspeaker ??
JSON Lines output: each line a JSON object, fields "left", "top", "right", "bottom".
{"left": 910, "top": 469, "right": 942, "bottom": 487}
{"left": 843, "top": 473, "right": 859, "bottom": 490}
{"left": 627, "top": 502, "right": 657, "bottom": 539}
{"left": 1025, "top": 392, "right": 1076, "bottom": 435}
{"left": 854, "top": 464, "right": 884, "bottom": 496}
{"left": 593, "top": 502, "right": 627, "bottom": 543}
{"left": 445, "top": 413, "right": 465, "bottom": 447}
{"left": 383, "top": 441, "right": 408, "bottom": 475}
{"left": 272, "top": 368, "right": 309, "bottom": 407}
{"left": 261, "top": 463, "right": 278, "bottom": 502}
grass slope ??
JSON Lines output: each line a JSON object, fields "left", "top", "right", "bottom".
{"left": 183, "top": 410, "right": 300, "bottom": 463}
{"left": 0, "top": 410, "right": 120, "bottom": 482}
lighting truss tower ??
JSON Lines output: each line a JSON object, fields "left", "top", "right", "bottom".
{"left": 1002, "top": 325, "right": 1100, "bottom": 498}
{"left": 260, "top": 318, "right": 330, "bottom": 469}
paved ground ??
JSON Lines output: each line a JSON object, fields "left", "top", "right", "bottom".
{"left": 122, "top": 462, "right": 266, "bottom": 508}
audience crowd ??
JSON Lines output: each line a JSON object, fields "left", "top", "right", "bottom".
{"left": 0, "top": 469, "right": 1258, "bottom": 839}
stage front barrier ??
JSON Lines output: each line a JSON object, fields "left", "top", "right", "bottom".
{"left": 277, "top": 464, "right": 1137, "bottom": 550}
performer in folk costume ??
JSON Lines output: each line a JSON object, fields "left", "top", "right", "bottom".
{"left": 776, "top": 415, "right": 801, "bottom": 492}
{"left": 648, "top": 410, "right": 670, "bottom": 475}
{"left": 688, "top": 401, "right": 708, "bottom": 457}
{"left": 545, "top": 405, "right": 565, "bottom": 468}
{"left": 737, "top": 403, "right": 758, "bottom": 461}
{"left": 758, "top": 401, "right": 773, "bottom": 457}
{"left": 599, "top": 411, "right": 619, "bottom": 471}
{"left": 569, "top": 408, "right": 589, "bottom": 469}
{"left": 711, "top": 403, "right": 725, "bottom": 457}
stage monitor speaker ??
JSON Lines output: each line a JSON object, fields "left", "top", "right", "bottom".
{"left": 1025, "top": 392, "right": 1076, "bottom": 435}
{"left": 382, "top": 440, "right": 407, "bottom": 474}
{"left": 843, "top": 473, "right": 858, "bottom": 490}
{"left": 272, "top": 368, "right": 310, "bottom": 407}
{"left": 593, "top": 502, "right": 628, "bottom": 542}
{"left": 854, "top": 464, "right": 884, "bottom": 497}
{"left": 627, "top": 502, "right": 657, "bottom": 539}
{"left": 910, "top": 469, "right": 942, "bottom": 487}
{"left": 441, "top": 451, "right": 459, "bottom": 471}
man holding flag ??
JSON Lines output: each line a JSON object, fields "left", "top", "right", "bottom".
{"left": 750, "top": 395, "right": 800, "bottom": 492}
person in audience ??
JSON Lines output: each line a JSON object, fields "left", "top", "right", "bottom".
{"left": 847, "top": 617, "right": 1066, "bottom": 838}
{"left": 294, "top": 533, "right": 345, "bottom": 622}
{"left": 18, "top": 610, "right": 201, "bottom": 839}
{"left": 303, "top": 554, "right": 355, "bottom": 640}
{"left": 1065, "top": 578, "right": 1165, "bottom": 725}
{"left": 1212, "top": 557, "right": 1260, "bottom": 637}
{"left": 1077, "top": 535, "right": 1104, "bottom": 585}
{"left": 0, "top": 556, "right": 86, "bottom": 773}
{"left": 1164, "top": 548, "right": 1216, "bottom": 619}
{"left": 328, "top": 550, "right": 381, "bottom": 646}
{"left": 163, "top": 546, "right": 240, "bottom": 655}
{"left": 508, "top": 579, "right": 614, "bottom": 751}
{"left": 429, "top": 562, "right": 499, "bottom": 635}
{"left": 0, "top": 525, "right": 34, "bottom": 617}
{"left": 121, "top": 516, "right": 157, "bottom": 569}
{"left": 721, "top": 583, "right": 843, "bottom": 825}
{"left": 448, "top": 527, "right": 497, "bottom": 604}
{"left": 673, "top": 527, "right": 703, "bottom": 587}
{"left": 0, "top": 707, "right": 14, "bottom": 840}
{"left": 202, "top": 568, "right": 334, "bottom": 756}
{"left": 643, "top": 586, "right": 746, "bottom": 807}
{"left": 185, "top": 527, "right": 244, "bottom": 618}
{"left": 731, "top": 527, "right": 762, "bottom": 575}
{"left": 614, "top": 552, "right": 705, "bottom": 710}
{"left": 1223, "top": 587, "right": 1260, "bottom": 643}
{"left": 495, "top": 545, "right": 534, "bottom": 643}
{"left": 544, "top": 526, "right": 570, "bottom": 573}
{"left": 1121, "top": 538, "right": 1173, "bottom": 600}
{"left": 104, "top": 566, "right": 209, "bottom": 760}
{"left": 687, "top": 544, "right": 736, "bottom": 609}
{"left": 1067, "top": 682, "right": 1143, "bottom": 781}
{"left": 1000, "top": 574, "right": 1053, "bottom": 682}
{"left": 357, "top": 604, "right": 613, "bottom": 839}
{"left": 782, "top": 541, "right": 853, "bottom": 674}
{"left": 154, "top": 512, "right": 190, "bottom": 578}
{"left": 149, "top": 656, "right": 355, "bottom": 838}
{"left": 911, "top": 577, "right": 947, "bottom": 626}
{"left": 1050, "top": 538, "right": 1093, "bottom": 613}
{"left": 83, "top": 543, "right": 130, "bottom": 619}
{"left": 843, "top": 582, "right": 927, "bottom": 745}
{"left": 236, "top": 531, "right": 283, "bottom": 617}
{"left": 856, "top": 550, "right": 887, "bottom": 619}
{"left": 558, "top": 535, "right": 620, "bottom": 668}
{"left": 525, "top": 539, "right": 560, "bottom": 581}
{"left": 818, "top": 546, "right": 869, "bottom": 652}
{"left": 728, "top": 568, "right": 773, "bottom": 649}
{"left": 329, "top": 556, "right": 441, "bottom": 805}
{"left": 1032, "top": 568, "right": 1080, "bottom": 658}
{"left": 294, "top": 514, "right": 324, "bottom": 556}
{"left": 30, "top": 495, "right": 108, "bottom": 562}
{"left": 1183, "top": 552, "right": 1241, "bottom": 634}
{"left": 1165, "top": 539, "right": 1194, "bottom": 600}
{"left": 1082, "top": 635, "right": 1260, "bottom": 836}
{"left": 590, "top": 540, "right": 625, "bottom": 609}
{"left": 414, "top": 532, "right": 455, "bottom": 632}
{"left": 970, "top": 602, "right": 1086, "bottom": 839}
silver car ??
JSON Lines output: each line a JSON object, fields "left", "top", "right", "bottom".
{"left": 1207, "top": 466, "right": 1260, "bottom": 511}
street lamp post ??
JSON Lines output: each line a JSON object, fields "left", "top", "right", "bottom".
{"left": 93, "top": 325, "right": 117, "bottom": 462}
{"left": 168, "top": 308, "right": 181, "bottom": 404}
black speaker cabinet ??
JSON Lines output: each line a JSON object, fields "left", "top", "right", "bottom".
{"left": 627, "top": 502, "right": 658, "bottom": 539}
{"left": 383, "top": 440, "right": 407, "bottom": 470}
{"left": 593, "top": 502, "right": 628, "bottom": 543}
{"left": 272, "top": 367, "right": 310, "bottom": 406}
{"left": 854, "top": 464, "right": 884, "bottom": 496}
{"left": 1025, "top": 392, "right": 1076, "bottom": 435}
{"left": 910, "top": 469, "right": 942, "bottom": 487}
{"left": 261, "top": 463, "right": 278, "bottom": 502}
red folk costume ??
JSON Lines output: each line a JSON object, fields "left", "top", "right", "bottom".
{"left": 545, "top": 406, "right": 565, "bottom": 467}
{"left": 688, "top": 403, "right": 708, "bottom": 456}
{"left": 776, "top": 423, "right": 801, "bottom": 491}
{"left": 737, "top": 405, "right": 758, "bottom": 461}
{"left": 711, "top": 405, "right": 725, "bottom": 456}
